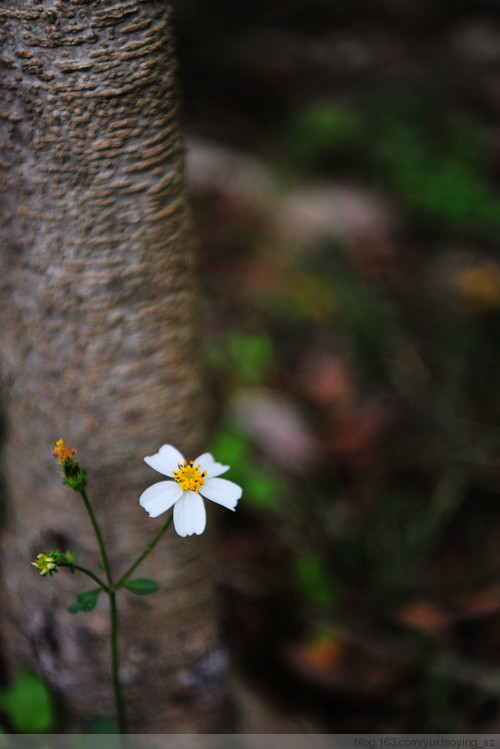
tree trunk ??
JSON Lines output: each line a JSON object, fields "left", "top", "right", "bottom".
{"left": 0, "top": 1, "right": 229, "bottom": 732}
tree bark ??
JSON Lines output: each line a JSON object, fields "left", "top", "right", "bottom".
{"left": 0, "top": 1, "right": 229, "bottom": 732}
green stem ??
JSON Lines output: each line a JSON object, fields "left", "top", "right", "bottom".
{"left": 116, "top": 513, "right": 173, "bottom": 589}
{"left": 79, "top": 489, "right": 113, "bottom": 588}
{"left": 72, "top": 564, "right": 109, "bottom": 593}
{"left": 110, "top": 590, "right": 127, "bottom": 734}
{"left": 78, "top": 489, "right": 127, "bottom": 733}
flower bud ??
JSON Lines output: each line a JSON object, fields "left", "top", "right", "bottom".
{"left": 53, "top": 439, "right": 87, "bottom": 492}
{"left": 31, "top": 550, "right": 76, "bottom": 577}
{"left": 32, "top": 553, "right": 58, "bottom": 577}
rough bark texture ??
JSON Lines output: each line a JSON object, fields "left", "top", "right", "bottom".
{"left": 0, "top": 1, "right": 229, "bottom": 732}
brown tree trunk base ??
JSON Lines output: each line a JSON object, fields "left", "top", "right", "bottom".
{"left": 0, "top": 0, "right": 230, "bottom": 732}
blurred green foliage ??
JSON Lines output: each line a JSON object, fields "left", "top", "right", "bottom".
{"left": 206, "top": 332, "right": 276, "bottom": 386}
{"left": 316, "top": 253, "right": 403, "bottom": 387}
{"left": 337, "top": 470, "right": 468, "bottom": 601}
{"left": 228, "top": 333, "right": 276, "bottom": 384}
{"left": 294, "top": 553, "right": 341, "bottom": 606}
{"left": 0, "top": 672, "right": 54, "bottom": 733}
{"left": 211, "top": 424, "right": 284, "bottom": 512}
{"left": 285, "top": 95, "right": 500, "bottom": 237}
{"left": 372, "top": 110, "right": 500, "bottom": 236}
{"left": 287, "top": 104, "right": 363, "bottom": 165}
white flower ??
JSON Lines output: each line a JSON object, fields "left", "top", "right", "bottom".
{"left": 139, "top": 444, "right": 242, "bottom": 537}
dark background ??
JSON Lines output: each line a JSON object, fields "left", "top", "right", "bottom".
{"left": 173, "top": 0, "right": 500, "bottom": 733}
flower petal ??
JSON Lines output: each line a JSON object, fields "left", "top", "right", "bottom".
{"left": 199, "top": 477, "right": 242, "bottom": 510}
{"left": 139, "top": 480, "right": 183, "bottom": 518}
{"left": 194, "top": 452, "right": 230, "bottom": 478}
{"left": 173, "top": 492, "right": 207, "bottom": 537}
{"left": 144, "top": 444, "right": 185, "bottom": 477}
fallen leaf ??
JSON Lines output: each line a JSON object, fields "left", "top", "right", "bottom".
{"left": 452, "top": 586, "right": 500, "bottom": 621}
{"left": 391, "top": 601, "right": 451, "bottom": 638}
{"left": 230, "top": 387, "right": 319, "bottom": 471}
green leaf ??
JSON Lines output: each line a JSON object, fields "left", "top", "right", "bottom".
{"left": 122, "top": 578, "right": 159, "bottom": 595}
{"left": 68, "top": 589, "right": 100, "bottom": 614}
{"left": 294, "top": 554, "right": 340, "bottom": 607}
{"left": 287, "top": 104, "right": 363, "bottom": 163}
{"left": 244, "top": 470, "right": 283, "bottom": 512}
{"left": 0, "top": 671, "right": 54, "bottom": 733}
{"left": 211, "top": 423, "right": 286, "bottom": 513}
{"left": 211, "top": 424, "right": 249, "bottom": 466}
{"left": 228, "top": 333, "right": 275, "bottom": 384}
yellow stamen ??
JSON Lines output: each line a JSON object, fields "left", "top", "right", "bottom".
{"left": 53, "top": 438, "right": 76, "bottom": 463}
{"left": 173, "top": 460, "right": 207, "bottom": 493}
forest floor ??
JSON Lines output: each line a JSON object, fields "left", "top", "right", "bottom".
{"left": 179, "top": 0, "right": 500, "bottom": 733}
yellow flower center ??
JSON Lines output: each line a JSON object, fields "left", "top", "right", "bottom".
{"left": 173, "top": 461, "right": 207, "bottom": 493}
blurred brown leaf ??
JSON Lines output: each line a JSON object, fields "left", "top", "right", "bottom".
{"left": 295, "top": 354, "right": 356, "bottom": 408}
{"left": 283, "top": 635, "right": 408, "bottom": 694}
{"left": 391, "top": 601, "right": 451, "bottom": 638}
{"left": 230, "top": 387, "right": 320, "bottom": 471}
{"left": 452, "top": 586, "right": 500, "bottom": 621}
